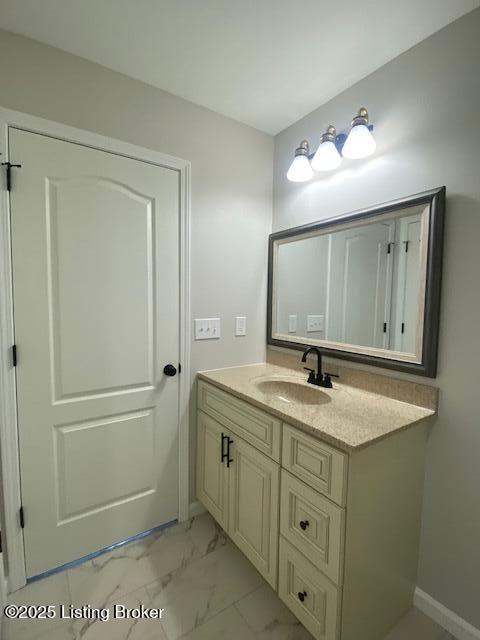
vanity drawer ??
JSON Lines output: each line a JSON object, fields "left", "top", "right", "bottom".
{"left": 280, "top": 470, "right": 345, "bottom": 585}
{"left": 198, "top": 380, "right": 281, "bottom": 461}
{"left": 282, "top": 424, "right": 347, "bottom": 507}
{"left": 279, "top": 537, "right": 341, "bottom": 640}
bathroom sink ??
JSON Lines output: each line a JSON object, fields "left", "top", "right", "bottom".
{"left": 254, "top": 377, "right": 331, "bottom": 406}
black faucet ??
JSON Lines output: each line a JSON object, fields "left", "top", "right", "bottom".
{"left": 301, "top": 347, "right": 338, "bottom": 388}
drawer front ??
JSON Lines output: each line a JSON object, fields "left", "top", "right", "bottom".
{"left": 279, "top": 537, "right": 341, "bottom": 640}
{"left": 282, "top": 424, "right": 347, "bottom": 507}
{"left": 280, "top": 470, "right": 345, "bottom": 585}
{"left": 198, "top": 380, "right": 281, "bottom": 461}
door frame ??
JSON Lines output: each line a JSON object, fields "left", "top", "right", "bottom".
{"left": 0, "top": 107, "right": 191, "bottom": 592}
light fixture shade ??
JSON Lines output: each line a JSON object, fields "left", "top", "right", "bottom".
{"left": 312, "top": 140, "right": 342, "bottom": 171}
{"left": 287, "top": 140, "right": 313, "bottom": 182}
{"left": 342, "top": 123, "right": 376, "bottom": 159}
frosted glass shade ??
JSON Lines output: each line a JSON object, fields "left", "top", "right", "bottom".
{"left": 311, "top": 140, "right": 342, "bottom": 171}
{"left": 286, "top": 154, "right": 313, "bottom": 182}
{"left": 342, "top": 124, "right": 376, "bottom": 159}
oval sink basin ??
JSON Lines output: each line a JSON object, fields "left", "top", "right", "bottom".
{"left": 255, "top": 378, "right": 331, "bottom": 406}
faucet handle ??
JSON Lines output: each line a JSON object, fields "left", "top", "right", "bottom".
{"left": 303, "top": 367, "right": 316, "bottom": 382}
{"left": 323, "top": 372, "right": 339, "bottom": 388}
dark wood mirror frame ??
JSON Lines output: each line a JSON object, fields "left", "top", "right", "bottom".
{"left": 267, "top": 187, "right": 445, "bottom": 378}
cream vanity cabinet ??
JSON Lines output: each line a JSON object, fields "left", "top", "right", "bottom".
{"left": 196, "top": 380, "right": 281, "bottom": 587}
{"left": 196, "top": 379, "right": 427, "bottom": 640}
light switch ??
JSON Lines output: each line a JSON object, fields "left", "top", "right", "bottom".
{"left": 235, "top": 316, "right": 247, "bottom": 336}
{"left": 307, "top": 315, "right": 325, "bottom": 332}
{"left": 288, "top": 315, "right": 297, "bottom": 333}
{"left": 194, "top": 318, "right": 221, "bottom": 340}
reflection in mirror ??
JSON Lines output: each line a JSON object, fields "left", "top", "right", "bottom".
{"left": 276, "top": 210, "right": 423, "bottom": 354}
{"left": 268, "top": 188, "right": 445, "bottom": 377}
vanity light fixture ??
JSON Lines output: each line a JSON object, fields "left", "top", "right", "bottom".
{"left": 311, "top": 125, "right": 342, "bottom": 172}
{"left": 286, "top": 140, "right": 314, "bottom": 182}
{"left": 286, "top": 107, "right": 375, "bottom": 181}
{"left": 342, "top": 107, "right": 376, "bottom": 159}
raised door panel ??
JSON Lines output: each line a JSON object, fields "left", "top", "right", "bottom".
{"left": 48, "top": 177, "right": 155, "bottom": 399}
{"left": 278, "top": 537, "right": 341, "bottom": 640}
{"left": 196, "top": 411, "right": 229, "bottom": 531}
{"left": 280, "top": 470, "right": 345, "bottom": 585}
{"left": 228, "top": 436, "right": 280, "bottom": 588}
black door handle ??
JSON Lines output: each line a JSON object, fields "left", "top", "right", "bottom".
{"left": 298, "top": 590, "right": 307, "bottom": 602}
{"left": 299, "top": 520, "right": 310, "bottom": 531}
{"left": 163, "top": 364, "right": 177, "bottom": 377}
{"left": 226, "top": 437, "right": 234, "bottom": 468}
{"left": 221, "top": 433, "right": 228, "bottom": 464}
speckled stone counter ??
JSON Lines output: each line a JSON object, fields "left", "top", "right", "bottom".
{"left": 197, "top": 363, "right": 437, "bottom": 452}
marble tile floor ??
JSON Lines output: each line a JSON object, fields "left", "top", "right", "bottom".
{"left": 2, "top": 513, "right": 455, "bottom": 640}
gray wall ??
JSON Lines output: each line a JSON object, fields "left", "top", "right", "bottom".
{"left": 0, "top": 29, "right": 273, "bottom": 502}
{"left": 273, "top": 9, "right": 480, "bottom": 627}
{"left": 276, "top": 235, "right": 329, "bottom": 339}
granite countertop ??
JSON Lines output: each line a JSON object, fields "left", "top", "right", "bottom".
{"left": 198, "top": 363, "right": 435, "bottom": 452}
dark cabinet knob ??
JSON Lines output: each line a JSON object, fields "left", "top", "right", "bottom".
{"left": 298, "top": 590, "right": 307, "bottom": 602}
{"left": 163, "top": 364, "right": 177, "bottom": 377}
{"left": 299, "top": 520, "right": 310, "bottom": 531}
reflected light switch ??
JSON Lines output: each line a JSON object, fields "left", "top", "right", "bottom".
{"left": 307, "top": 315, "right": 324, "bottom": 332}
{"left": 288, "top": 315, "right": 297, "bottom": 333}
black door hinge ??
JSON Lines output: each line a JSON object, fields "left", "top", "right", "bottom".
{"left": 0, "top": 530, "right": 2, "bottom": 553}
{"left": 12, "top": 344, "right": 17, "bottom": 367}
{"left": 383, "top": 322, "right": 387, "bottom": 333}
{"left": 2, "top": 162, "right": 22, "bottom": 192}
{"left": 178, "top": 363, "right": 182, "bottom": 374}
{"left": 19, "top": 506, "right": 25, "bottom": 529}
{"left": 401, "top": 322, "right": 405, "bottom": 334}
{"left": 387, "top": 242, "right": 394, "bottom": 254}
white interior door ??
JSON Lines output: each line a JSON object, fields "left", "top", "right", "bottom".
{"left": 10, "top": 128, "right": 180, "bottom": 577}
{"left": 327, "top": 221, "right": 394, "bottom": 348}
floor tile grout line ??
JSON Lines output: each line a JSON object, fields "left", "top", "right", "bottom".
{"left": 174, "top": 600, "right": 250, "bottom": 640}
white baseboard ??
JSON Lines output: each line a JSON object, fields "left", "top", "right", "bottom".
{"left": 188, "top": 500, "right": 206, "bottom": 518}
{"left": 414, "top": 588, "right": 480, "bottom": 640}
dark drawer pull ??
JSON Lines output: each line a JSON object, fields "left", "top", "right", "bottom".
{"left": 299, "top": 520, "right": 310, "bottom": 531}
{"left": 221, "top": 433, "right": 228, "bottom": 463}
{"left": 226, "top": 437, "right": 234, "bottom": 468}
{"left": 298, "top": 590, "right": 307, "bottom": 602}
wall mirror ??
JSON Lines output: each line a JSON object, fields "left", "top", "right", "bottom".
{"left": 267, "top": 187, "right": 445, "bottom": 377}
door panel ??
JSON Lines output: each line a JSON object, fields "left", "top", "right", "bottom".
{"left": 10, "top": 128, "right": 180, "bottom": 576}
{"left": 228, "top": 436, "right": 279, "bottom": 588}
{"left": 196, "top": 411, "right": 229, "bottom": 531}
{"left": 48, "top": 177, "right": 155, "bottom": 398}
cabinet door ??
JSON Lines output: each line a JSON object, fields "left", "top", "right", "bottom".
{"left": 196, "top": 410, "right": 229, "bottom": 531}
{"left": 228, "top": 435, "right": 280, "bottom": 588}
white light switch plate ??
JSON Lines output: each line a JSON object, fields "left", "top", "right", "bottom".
{"left": 235, "top": 316, "right": 247, "bottom": 336}
{"left": 288, "top": 315, "right": 297, "bottom": 333}
{"left": 194, "top": 318, "right": 221, "bottom": 340}
{"left": 307, "top": 314, "right": 325, "bottom": 332}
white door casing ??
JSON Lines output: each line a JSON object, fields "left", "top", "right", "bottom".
{"left": 0, "top": 109, "right": 191, "bottom": 590}
{"left": 393, "top": 214, "right": 422, "bottom": 354}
